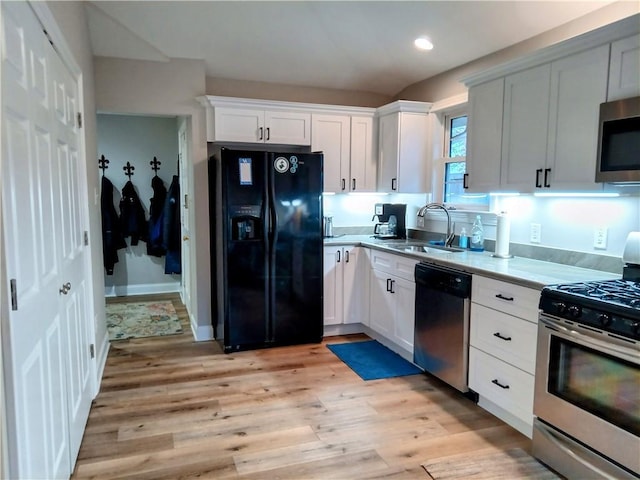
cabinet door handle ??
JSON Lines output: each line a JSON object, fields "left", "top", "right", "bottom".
{"left": 345, "top": 250, "right": 350, "bottom": 263}
{"left": 463, "top": 173, "right": 469, "bottom": 189}
{"left": 389, "top": 279, "right": 395, "bottom": 294}
{"left": 535, "top": 168, "right": 543, "bottom": 188}
{"left": 544, "top": 168, "right": 551, "bottom": 188}
{"left": 391, "top": 178, "right": 397, "bottom": 191}
{"left": 493, "top": 332, "right": 512, "bottom": 342}
{"left": 258, "top": 127, "right": 264, "bottom": 140}
{"left": 495, "top": 294, "right": 514, "bottom": 301}
{"left": 491, "top": 379, "right": 510, "bottom": 389}
{"left": 352, "top": 178, "right": 356, "bottom": 190}
{"left": 386, "top": 278, "right": 391, "bottom": 292}
{"left": 336, "top": 250, "right": 341, "bottom": 263}
{"left": 341, "top": 178, "right": 346, "bottom": 191}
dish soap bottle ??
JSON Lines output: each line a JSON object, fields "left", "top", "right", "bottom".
{"left": 459, "top": 227, "right": 469, "bottom": 249}
{"left": 470, "top": 215, "right": 484, "bottom": 251}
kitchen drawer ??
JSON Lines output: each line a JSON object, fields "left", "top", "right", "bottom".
{"left": 472, "top": 275, "right": 539, "bottom": 321}
{"left": 368, "top": 249, "right": 418, "bottom": 282}
{"left": 470, "top": 303, "right": 538, "bottom": 374}
{"left": 469, "top": 347, "right": 534, "bottom": 425}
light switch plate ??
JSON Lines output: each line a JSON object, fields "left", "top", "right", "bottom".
{"left": 594, "top": 227, "right": 608, "bottom": 249}
{"left": 530, "top": 223, "right": 541, "bottom": 243}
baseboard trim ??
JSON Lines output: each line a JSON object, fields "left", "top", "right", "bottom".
{"left": 323, "top": 323, "right": 365, "bottom": 337}
{"left": 191, "top": 315, "right": 214, "bottom": 342}
{"left": 94, "top": 328, "right": 110, "bottom": 398}
{"left": 104, "top": 282, "right": 180, "bottom": 297}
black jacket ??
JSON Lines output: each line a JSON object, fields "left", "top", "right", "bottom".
{"left": 119, "top": 180, "right": 148, "bottom": 245}
{"left": 101, "top": 176, "right": 127, "bottom": 275}
{"left": 147, "top": 175, "right": 167, "bottom": 257}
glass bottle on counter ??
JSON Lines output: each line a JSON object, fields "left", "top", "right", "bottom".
{"left": 470, "top": 215, "right": 484, "bottom": 251}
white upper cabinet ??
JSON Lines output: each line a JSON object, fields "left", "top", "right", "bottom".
{"left": 465, "top": 78, "right": 504, "bottom": 193}
{"left": 501, "top": 46, "right": 609, "bottom": 192}
{"left": 463, "top": 15, "right": 636, "bottom": 193}
{"left": 546, "top": 45, "right": 609, "bottom": 191}
{"left": 313, "top": 114, "right": 351, "bottom": 193}
{"left": 198, "top": 96, "right": 314, "bottom": 145}
{"left": 312, "top": 112, "right": 376, "bottom": 193}
{"left": 350, "top": 115, "right": 376, "bottom": 192}
{"left": 500, "top": 64, "right": 551, "bottom": 192}
{"left": 377, "top": 101, "right": 431, "bottom": 193}
{"left": 608, "top": 34, "right": 640, "bottom": 101}
{"left": 213, "top": 107, "right": 311, "bottom": 145}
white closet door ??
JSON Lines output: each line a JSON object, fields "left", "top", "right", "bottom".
{"left": 2, "top": 2, "right": 92, "bottom": 477}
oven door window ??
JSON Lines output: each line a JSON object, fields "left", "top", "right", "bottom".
{"left": 548, "top": 336, "right": 640, "bottom": 436}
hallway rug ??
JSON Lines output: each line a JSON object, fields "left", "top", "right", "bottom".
{"left": 422, "top": 448, "right": 562, "bottom": 479}
{"left": 327, "top": 340, "right": 422, "bottom": 381}
{"left": 106, "top": 300, "right": 183, "bottom": 341}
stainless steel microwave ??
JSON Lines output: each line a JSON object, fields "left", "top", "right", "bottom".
{"left": 595, "top": 95, "right": 640, "bottom": 183}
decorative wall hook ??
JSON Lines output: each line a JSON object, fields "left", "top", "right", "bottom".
{"left": 123, "top": 161, "right": 135, "bottom": 180}
{"left": 98, "top": 154, "right": 109, "bottom": 175}
{"left": 150, "top": 156, "right": 161, "bottom": 176}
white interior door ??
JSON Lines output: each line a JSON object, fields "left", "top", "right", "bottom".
{"left": 52, "top": 38, "right": 93, "bottom": 462}
{"left": 2, "top": 2, "right": 92, "bottom": 477}
{"left": 178, "top": 119, "right": 191, "bottom": 312}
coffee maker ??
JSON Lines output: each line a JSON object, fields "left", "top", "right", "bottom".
{"left": 372, "top": 203, "right": 407, "bottom": 239}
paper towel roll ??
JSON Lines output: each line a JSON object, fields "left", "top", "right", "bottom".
{"left": 495, "top": 213, "right": 511, "bottom": 258}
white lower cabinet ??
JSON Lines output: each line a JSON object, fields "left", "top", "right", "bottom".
{"left": 323, "top": 246, "right": 366, "bottom": 327}
{"left": 368, "top": 250, "right": 418, "bottom": 355}
{"left": 469, "top": 275, "right": 540, "bottom": 438}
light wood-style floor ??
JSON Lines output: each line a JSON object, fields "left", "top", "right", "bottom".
{"left": 71, "top": 293, "right": 530, "bottom": 479}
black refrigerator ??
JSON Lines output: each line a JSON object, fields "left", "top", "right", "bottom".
{"left": 210, "top": 148, "right": 323, "bottom": 353}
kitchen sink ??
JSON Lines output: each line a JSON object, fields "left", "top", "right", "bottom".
{"left": 388, "top": 244, "right": 465, "bottom": 254}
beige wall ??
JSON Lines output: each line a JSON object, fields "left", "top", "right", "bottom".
{"left": 396, "top": 1, "right": 640, "bottom": 102}
{"left": 206, "top": 76, "right": 392, "bottom": 107}
{"left": 94, "top": 56, "right": 210, "bottom": 337}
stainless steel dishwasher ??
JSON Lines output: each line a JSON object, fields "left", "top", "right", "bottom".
{"left": 413, "top": 262, "right": 472, "bottom": 393}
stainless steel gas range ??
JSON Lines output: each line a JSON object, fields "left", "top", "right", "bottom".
{"left": 533, "top": 270, "right": 640, "bottom": 478}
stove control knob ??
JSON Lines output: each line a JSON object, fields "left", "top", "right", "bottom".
{"left": 568, "top": 305, "right": 582, "bottom": 318}
{"left": 632, "top": 322, "right": 640, "bottom": 336}
{"left": 555, "top": 302, "right": 567, "bottom": 315}
{"left": 598, "top": 313, "right": 612, "bottom": 327}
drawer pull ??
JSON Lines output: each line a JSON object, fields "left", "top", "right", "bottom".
{"left": 495, "top": 294, "right": 514, "bottom": 301}
{"left": 493, "top": 332, "right": 512, "bottom": 342}
{"left": 491, "top": 379, "right": 510, "bottom": 389}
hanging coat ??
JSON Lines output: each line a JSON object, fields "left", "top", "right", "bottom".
{"left": 101, "top": 176, "right": 127, "bottom": 275}
{"left": 163, "top": 175, "right": 181, "bottom": 274}
{"left": 147, "top": 175, "right": 167, "bottom": 257}
{"left": 119, "top": 180, "right": 148, "bottom": 245}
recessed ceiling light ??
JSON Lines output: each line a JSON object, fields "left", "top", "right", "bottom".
{"left": 414, "top": 37, "right": 434, "bottom": 51}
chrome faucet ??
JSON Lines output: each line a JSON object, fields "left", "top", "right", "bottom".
{"left": 417, "top": 203, "right": 455, "bottom": 247}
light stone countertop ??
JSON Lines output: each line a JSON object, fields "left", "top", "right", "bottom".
{"left": 323, "top": 235, "right": 620, "bottom": 290}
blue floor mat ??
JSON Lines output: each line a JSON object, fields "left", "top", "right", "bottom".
{"left": 327, "top": 340, "right": 422, "bottom": 381}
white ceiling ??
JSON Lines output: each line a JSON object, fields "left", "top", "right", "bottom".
{"left": 86, "top": 1, "right": 616, "bottom": 96}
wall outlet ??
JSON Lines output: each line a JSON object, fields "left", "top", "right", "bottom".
{"left": 530, "top": 223, "right": 541, "bottom": 243}
{"left": 594, "top": 227, "right": 608, "bottom": 249}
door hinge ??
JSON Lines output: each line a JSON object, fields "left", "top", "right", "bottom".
{"left": 10, "top": 279, "right": 18, "bottom": 311}
{"left": 84, "top": 231, "right": 89, "bottom": 246}
{"left": 89, "top": 344, "right": 95, "bottom": 359}
{"left": 77, "top": 112, "right": 82, "bottom": 128}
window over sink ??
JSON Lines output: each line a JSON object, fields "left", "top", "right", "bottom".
{"left": 434, "top": 108, "right": 489, "bottom": 210}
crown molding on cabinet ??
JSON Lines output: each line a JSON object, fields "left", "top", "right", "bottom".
{"left": 197, "top": 95, "right": 377, "bottom": 116}
{"left": 462, "top": 13, "right": 640, "bottom": 87}
{"left": 375, "top": 100, "right": 432, "bottom": 116}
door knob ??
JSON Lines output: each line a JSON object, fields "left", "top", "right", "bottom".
{"left": 59, "top": 282, "right": 71, "bottom": 295}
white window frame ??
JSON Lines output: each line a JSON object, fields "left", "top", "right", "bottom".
{"left": 431, "top": 100, "right": 490, "bottom": 211}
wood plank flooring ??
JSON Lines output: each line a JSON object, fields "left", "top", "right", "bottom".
{"left": 72, "top": 294, "right": 530, "bottom": 479}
